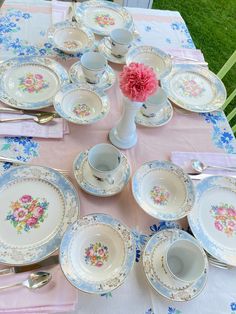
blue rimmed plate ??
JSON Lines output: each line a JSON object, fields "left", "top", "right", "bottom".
{"left": 0, "top": 165, "right": 80, "bottom": 265}
{"left": 75, "top": 0, "right": 134, "bottom": 36}
{"left": 188, "top": 176, "right": 236, "bottom": 266}
{"left": 53, "top": 83, "right": 110, "bottom": 124}
{"left": 132, "top": 160, "right": 195, "bottom": 221}
{"left": 60, "top": 213, "right": 136, "bottom": 294}
{"left": 0, "top": 56, "right": 69, "bottom": 110}
{"left": 143, "top": 229, "right": 208, "bottom": 301}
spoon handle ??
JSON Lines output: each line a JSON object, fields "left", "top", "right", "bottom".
{"left": 0, "top": 282, "right": 22, "bottom": 290}
{"left": 208, "top": 165, "right": 236, "bottom": 172}
{"left": 0, "top": 117, "right": 34, "bottom": 123}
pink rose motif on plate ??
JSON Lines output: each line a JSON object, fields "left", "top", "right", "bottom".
{"left": 150, "top": 185, "right": 170, "bottom": 206}
{"left": 179, "top": 79, "right": 205, "bottom": 97}
{"left": 210, "top": 203, "right": 236, "bottom": 237}
{"left": 6, "top": 195, "right": 49, "bottom": 234}
{"left": 84, "top": 242, "right": 109, "bottom": 267}
{"left": 95, "top": 14, "right": 115, "bottom": 28}
{"left": 18, "top": 73, "right": 49, "bottom": 94}
{"left": 73, "top": 103, "right": 91, "bottom": 118}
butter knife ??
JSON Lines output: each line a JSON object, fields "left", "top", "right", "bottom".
{"left": 0, "top": 107, "right": 60, "bottom": 118}
{"left": 0, "top": 255, "right": 59, "bottom": 275}
{"left": 189, "top": 173, "right": 236, "bottom": 180}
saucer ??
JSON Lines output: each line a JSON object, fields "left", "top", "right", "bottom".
{"left": 73, "top": 150, "right": 131, "bottom": 197}
{"left": 132, "top": 160, "right": 195, "bottom": 221}
{"left": 135, "top": 100, "right": 173, "bottom": 127}
{"left": 60, "top": 213, "right": 136, "bottom": 294}
{"left": 54, "top": 83, "right": 110, "bottom": 125}
{"left": 98, "top": 37, "right": 136, "bottom": 64}
{"left": 143, "top": 229, "right": 208, "bottom": 301}
{"left": 69, "top": 61, "right": 116, "bottom": 91}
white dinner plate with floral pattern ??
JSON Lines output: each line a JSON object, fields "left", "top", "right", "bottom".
{"left": 0, "top": 56, "right": 69, "bottom": 110}
{"left": 60, "top": 213, "right": 136, "bottom": 294}
{"left": 126, "top": 46, "right": 172, "bottom": 79}
{"left": 47, "top": 21, "right": 95, "bottom": 54}
{"left": 54, "top": 83, "right": 110, "bottom": 124}
{"left": 75, "top": 0, "right": 134, "bottom": 36}
{"left": 161, "top": 64, "right": 227, "bottom": 112}
{"left": 0, "top": 165, "right": 80, "bottom": 265}
{"left": 73, "top": 150, "right": 131, "bottom": 196}
{"left": 132, "top": 161, "right": 195, "bottom": 221}
{"left": 143, "top": 229, "right": 208, "bottom": 302}
{"left": 188, "top": 176, "right": 236, "bottom": 266}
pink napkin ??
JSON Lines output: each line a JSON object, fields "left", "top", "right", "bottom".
{"left": 0, "top": 264, "right": 78, "bottom": 313}
{"left": 0, "top": 113, "right": 69, "bottom": 139}
{"left": 171, "top": 151, "right": 236, "bottom": 175}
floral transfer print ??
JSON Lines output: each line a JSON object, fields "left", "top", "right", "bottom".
{"left": 210, "top": 203, "right": 236, "bottom": 237}
{"left": 73, "top": 104, "right": 91, "bottom": 118}
{"left": 95, "top": 14, "right": 115, "bottom": 28}
{"left": 168, "top": 306, "right": 182, "bottom": 314}
{"left": 6, "top": 195, "right": 49, "bottom": 234}
{"left": 171, "top": 22, "right": 194, "bottom": 49}
{"left": 150, "top": 185, "right": 170, "bottom": 205}
{"left": 145, "top": 308, "right": 154, "bottom": 314}
{"left": 231, "top": 302, "right": 236, "bottom": 313}
{"left": 84, "top": 242, "right": 109, "bottom": 267}
{"left": 18, "top": 73, "right": 49, "bottom": 94}
{"left": 179, "top": 79, "right": 205, "bottom": 97}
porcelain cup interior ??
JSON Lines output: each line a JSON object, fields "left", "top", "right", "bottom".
{"left": 141, "top": 87, "right": 168, "bottom": 118}
{"left": 54, "top": 27, "right": 88, "bottom": 52}
{"left": 110, "top": 28, "right": 133, "bottom": 57}
{"left": 88, "top": 143, "right": 122, "bottom": 184}
{"left": 81, "top": 52, "right": 107, "bottom": 84}
{"left": 164, "top": 239, "right": 206, "bottom": 283}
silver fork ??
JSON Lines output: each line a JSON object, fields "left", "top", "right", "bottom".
{"left": 206, "top": 253, "right": 232, "bottom": 269}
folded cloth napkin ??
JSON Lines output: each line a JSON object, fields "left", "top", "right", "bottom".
{"left": 52, "top": 0, "right": 70, "bottom": 23}
{"left": 0, "top": 113, "right": 69, "bottom": 139}
{"left": 171, "top": 151, "right": 236, "bottom": 175}
{"left": 0, "top": 264, "right": 78, "bottom": 313}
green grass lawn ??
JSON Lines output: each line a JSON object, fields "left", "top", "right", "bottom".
{"left": 153, "top": 0, "right": 236, "bottom": 128}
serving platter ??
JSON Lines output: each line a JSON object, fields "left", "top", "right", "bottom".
{"left": 161, "top": 64, "right": 227, "bottom": 112}
{"left": 0, "top": 165, "right": 80, "bottom": 265}
{"left": 188, "top": 176, "right": 236, "bottom": 266}
{"left": 75, "top": 0, "right": 134, "bottom": 36}
{"left": 0, "top": 56, "right": 69, "bottom": 110}
{"left": 60, "top": 213, "right": 136, "bottom": 294}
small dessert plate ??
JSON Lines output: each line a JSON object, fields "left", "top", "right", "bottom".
{"left": 135, "top": 100, "right": 173, "bottom": 127}
{"left": 132, "top": 161, "right": 195, "bottom": 221}
{"left": 143, "top": 229, "right": 208, "bottom": 302}
{"left": 60, "top": 213, "right": 136, "bottom": 294}
{"left": 126, "top": 46, "right": 172, "bottom": 79}
{"left": 73, "top": 150, "right": 131, "bottom": 197}
{"left": 69, "top": 61, "right": 116, "bottom": 91}
{"left": 54, "top": 83, "right": 110, "bottom": 125}
{"left": 47, "top": 21, "right": 95, "bottom": 54}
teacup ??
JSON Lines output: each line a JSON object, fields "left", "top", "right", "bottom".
{"left": 141, "top": 87, "right": 167, "bottom": 118}
{"left": 80, "top": 52, "right": 107, "bottom": 84}
{"left": 110, "top": 28, "right": 133, "bottom": 58}
{"left": 163, "top": 239, "right": 206, "bottom": 283}
{"left": 88, "top": 143, "right": 122, "bottom": 184}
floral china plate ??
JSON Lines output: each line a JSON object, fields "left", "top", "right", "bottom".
{"left": 188, "top": 176, "right": 236, "bottom": 266}
{"left": 53, "top": 83, "right": 110, "bottom": 124}
{"left": 0, "top": 56, "right": 69, "bottom": 110}
{"left": 0, "top": 165, "right": 80, "bottom": 265}
{"left": 69, "top": 61, "right": 116, "bottom": 91}
{"left": 73, "top": 150, "right": 131, "bottom": 197}
{"left": 135, "top": 100, "right": 173, "bottom": 127}
{"left": 143, "top": 229, "right": 208, "bottom": 301}
{"left": 161, "top": 64, "right": 227, "bottom": 112}
{"left": 47, "top": 21, "right": 95, "bottom": 54}
{"left": 132, "top": 161, "right": 195, "bottom": 221}
{"left": 60, "top": 213, "right": 136, "bottom": 294}
{"left": 126, "top": 46, "right": 172, "bottom": 79}
{"left": 75, "top": 0, "right": 133, "bottom": 36}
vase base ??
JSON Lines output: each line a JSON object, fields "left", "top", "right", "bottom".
{"left": 109, "top": 128, "right": 137, "bottom": 149}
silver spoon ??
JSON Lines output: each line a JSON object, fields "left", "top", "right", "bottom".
{"left": 0, "top": 271, "right": 52, "bottom": 291}
{"left": 191, "top": 159, "right": 236, "bottom": 173}
{"left": 0, "top": 113, "right": 55, "bottom": 124}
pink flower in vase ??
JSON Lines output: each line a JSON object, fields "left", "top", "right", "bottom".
{"left": 119, "top": 62, "right": 158, "bottom": 102}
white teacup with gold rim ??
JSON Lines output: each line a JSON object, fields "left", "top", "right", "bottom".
{"left": 88, "top": 143, "right": 122, "bottom": 184}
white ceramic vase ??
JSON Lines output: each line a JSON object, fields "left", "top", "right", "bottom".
{"left": 109, "top": 97, "right": 142, "bottom": 149}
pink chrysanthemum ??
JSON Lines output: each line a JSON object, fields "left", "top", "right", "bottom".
{"left": 119, "top": 62, "right": 158, "bottom": 102}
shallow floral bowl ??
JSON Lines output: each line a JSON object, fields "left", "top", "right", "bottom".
{"left": 60, "top": 213, "right": 136, "bottom": 294}
{"left": 132, "top": 161, "right": 195, "bottom": 221}
{"left": 53, "top": 83, "right": 110, "bottom": 124}
{"left": 48, "top": 21, "right": 95, "bottom": 54}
